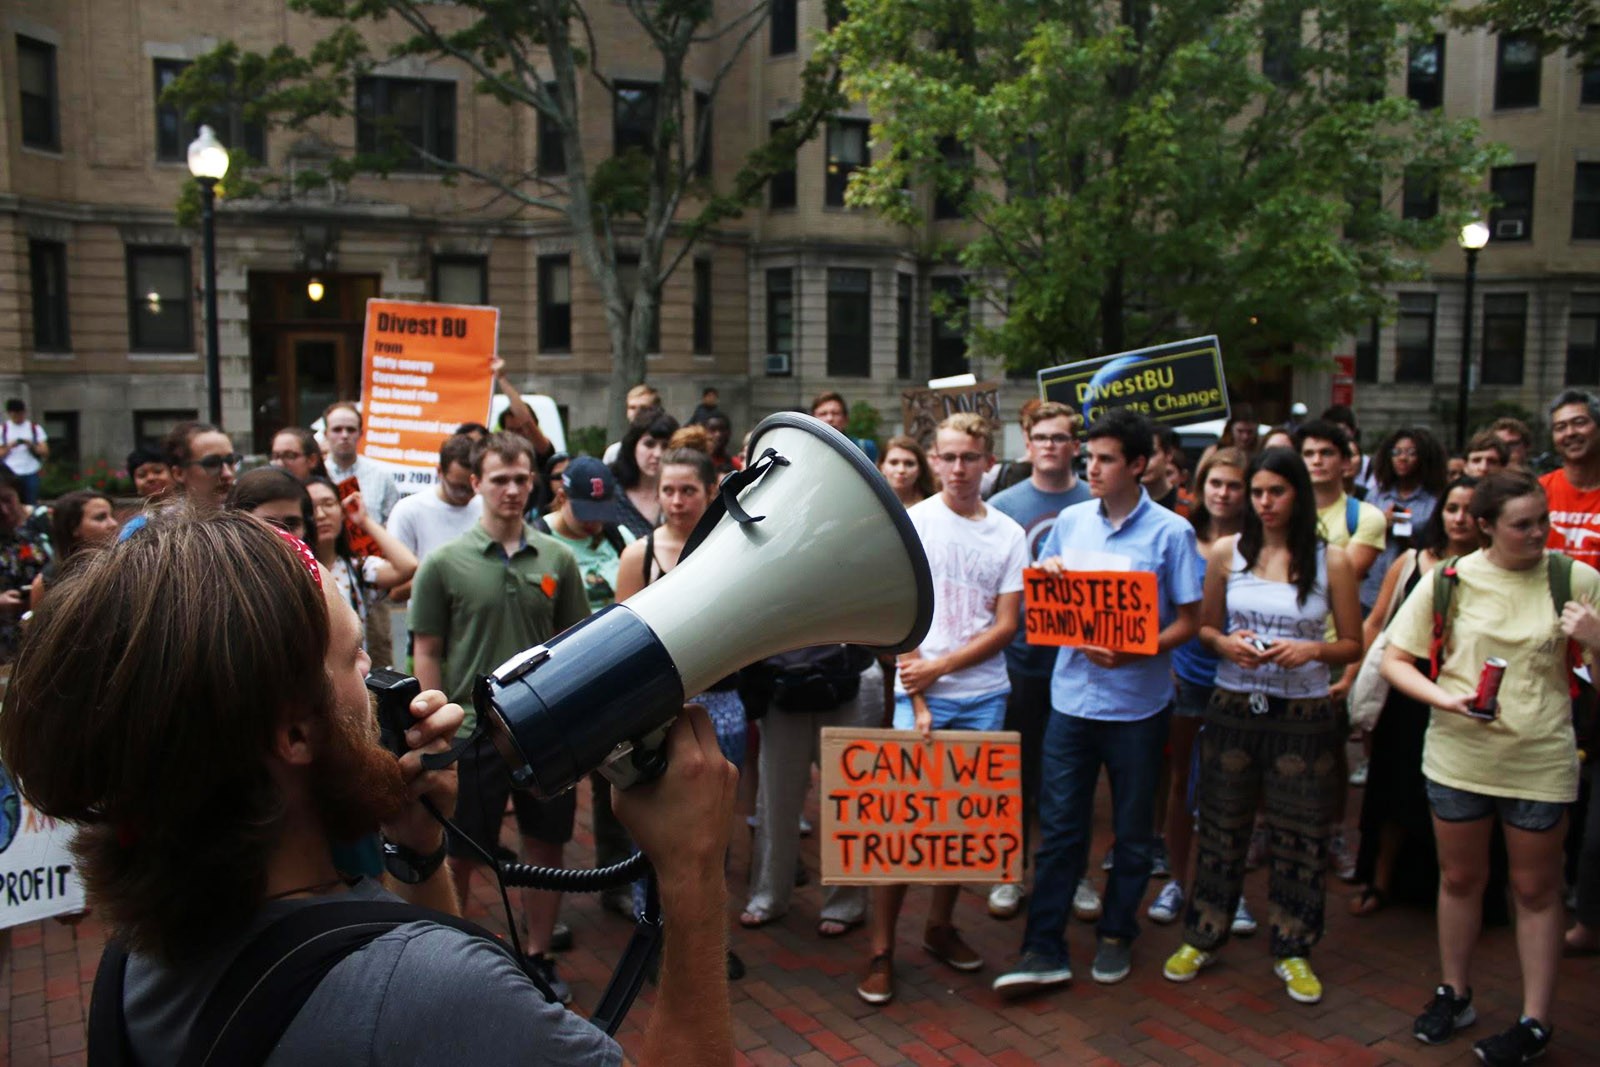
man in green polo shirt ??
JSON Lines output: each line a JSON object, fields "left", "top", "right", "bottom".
{"left": 411, "top": 432, "right": 589, "bottom": 1001}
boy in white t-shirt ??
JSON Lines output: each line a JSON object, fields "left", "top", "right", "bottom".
{"left": 2, "top": 399, "right": 48, "bottom": 504}
{"left": 857, "top": 413, "right": 1028, "bottom": 1007}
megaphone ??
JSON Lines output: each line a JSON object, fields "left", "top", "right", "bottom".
{"left": 478, "top": 411, "right": 933, "bottom": 798}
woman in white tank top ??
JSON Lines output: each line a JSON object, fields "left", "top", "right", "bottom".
{"left": 1161, "top": 447, "right": 1362, "bottom": 1006}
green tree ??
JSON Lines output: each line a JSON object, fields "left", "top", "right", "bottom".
{"left": 1453, "top": 0, "right": 1599, "bottom": 62}
{"left": 830, "top": 0, "right": 1502, "bottom": 380}
{"left": 165, "top": 0, "right": 842, "bottom": 436}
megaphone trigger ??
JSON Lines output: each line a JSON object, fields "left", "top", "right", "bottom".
{"left": 598, "top": 720, "right": 676, "bottom": 791}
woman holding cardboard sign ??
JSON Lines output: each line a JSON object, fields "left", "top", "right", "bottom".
{"left": 1162, "top": 447, "right": 1361, "bottom": 1006}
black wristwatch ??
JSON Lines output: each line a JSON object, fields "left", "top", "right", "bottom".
{"left": 382, "top": 835, "right": 448, "bottom": 884}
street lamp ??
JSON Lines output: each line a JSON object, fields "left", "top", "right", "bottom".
{"left": 1455, "top": 220, "right": 1490, "bottom": 450}
{"left": 187, "top": 125, "right": 230, "bottom": 427}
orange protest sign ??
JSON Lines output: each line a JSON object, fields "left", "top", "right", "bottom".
{"left": 819, "top": 728, "right": 1023, "bottom": 885}
{"left": 1023, "top": 567, "right": 1159, "bottom": 654}
{"left": 358, "top": 299, "right": 498, "bottom": 485}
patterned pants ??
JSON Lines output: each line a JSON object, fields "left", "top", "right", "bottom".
{"left": 1182, "top": 688, "right": 1343, "bottom": 959}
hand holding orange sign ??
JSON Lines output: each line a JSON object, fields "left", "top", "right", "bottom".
{"left": 1023, "top": 567, "right": 1159, "bottom": 655}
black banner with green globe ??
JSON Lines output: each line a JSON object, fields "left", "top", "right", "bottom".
{"left": 1037, "top": 336, "right": 1229, "bottom": 430}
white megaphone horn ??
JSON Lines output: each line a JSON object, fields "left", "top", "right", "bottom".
{"left": 478, "top": 412, "right": 934, "bottom": 797}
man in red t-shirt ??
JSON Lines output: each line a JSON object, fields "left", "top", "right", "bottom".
{"left": 1541, "top": 390, "right": 1600, "bottom": 570}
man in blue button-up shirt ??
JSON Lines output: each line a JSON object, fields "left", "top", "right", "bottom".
{"left": 995, "top": 408, "right": 1203, "bottom": 997}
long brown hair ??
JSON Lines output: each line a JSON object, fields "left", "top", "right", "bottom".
{"left": 0, "top": 509, "right": 334, "bottom": 961}
{"left": 1190, "top": 446, "right": 1247, "bottom": 542}
{"left": 881, "top": 435, "right": 938, "bottom": 500}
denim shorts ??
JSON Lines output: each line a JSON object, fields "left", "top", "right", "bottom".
{"left": 893, "top": 689, "right": 1008, "bottom": 732}
{"left": 1424, "top": 777, "right": 1567, "bottom": 833}
{"left": 1172, "top": 678, "right": 1214, "bottom": 719}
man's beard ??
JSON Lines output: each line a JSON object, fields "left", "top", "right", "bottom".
{"left": 309, "top": 696, "right": 411, "bottom": 844}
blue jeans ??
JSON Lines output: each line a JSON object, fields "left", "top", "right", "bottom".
{"left": 1022, "top": 707, "right": 1171, "bottom": 963}
{"left": 891, "top": 689, "right": 1008, "bottom": 731}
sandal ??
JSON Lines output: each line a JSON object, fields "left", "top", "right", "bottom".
{"left": 1348, "top": 886, "right": 1387, "bottom": 917}
{"left": 817, "top": 917, "right": 863, "bottom": 939}
{"left": 739, "top": 907, "right": 778, "bottom": 929}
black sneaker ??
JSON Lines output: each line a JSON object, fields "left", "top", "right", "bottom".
{"left": 549, "top": 920, "right": 573, "bottom": 952}
{"left": 1414, "top": 984, "right": 1476, "bottom": 1044}
{"left": 527, "top": 953, "right": 573, "bottom": 1005}
{"left": 1473, "top": 1016, "right": 1552, "bottom": 1066}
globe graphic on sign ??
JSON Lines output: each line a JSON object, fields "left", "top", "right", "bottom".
{"left": 0, "top": 760, "right": 19, "bottom": 855}
{"left": 1084, "top": 355, "right": 1146, "bottom": 403}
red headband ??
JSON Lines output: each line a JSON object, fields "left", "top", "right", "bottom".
{"left": 274, "top": 527, "right": 322, "bottom": 589}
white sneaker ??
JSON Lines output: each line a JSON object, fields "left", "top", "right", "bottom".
{"left": 1231, "top": 897, "right": 1258, "bottom": 936}
{"left": 988, "top": 882, "right": 1024, "bottom": 918}
{"left": 1348, "top": 760, "right": 1368, "bottom": 787}
{"left": 1073, "top": 877, "right": 1102, "bottom": 920}
{"left": 1148, "top": 880, "right": 1184, "bottom": 924}
{"left": 1328, "top": 828, "right": 1357, "bottom": 883}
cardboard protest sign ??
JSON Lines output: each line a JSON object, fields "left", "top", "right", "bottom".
{"left": 901, "top": 381, "right": 1002, "bottom": 450}
{"left": 820, "top": 728, "right": 1022, "bottom": 885}
{"left": 0, "top": 760, "right": 85, "bottom": 929}
{"left": 1037, "top": 336, "right": 1228, "bottom": 429}
{"left": 359, "top": 299, "right": 498, "bottom": 493}
{"left": 1023, "top": 567, "right": 1160, "bottom": 654}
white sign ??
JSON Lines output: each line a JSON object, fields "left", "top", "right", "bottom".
{"left": 0, "top": 761, "right": 85, "bottom": 929}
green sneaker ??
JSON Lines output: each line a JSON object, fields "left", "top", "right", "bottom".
{"left": 1162, "top": 943, "right": 1215, "bottom": 983}
{"left": 1274, "top": 956, "right": 1323, "bottom": 1004}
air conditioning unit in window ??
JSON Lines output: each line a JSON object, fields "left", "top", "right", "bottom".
{"left": 1495, "top": 219, "right": 1525, "bottom": 239}
{"left": 764, "top": 353, "right": 792, "bottom": 376}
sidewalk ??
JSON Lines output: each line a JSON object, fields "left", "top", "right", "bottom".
{"left": 3, "top": 774, "right": 1597, "bottom": 1066}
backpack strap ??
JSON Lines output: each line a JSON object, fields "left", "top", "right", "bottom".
{"left": 93, "top": 899, "right": 536, "bottom": 1067}
{"left": 1428, "top": 556, "right": 1462, "bottom": 682}
{"left": 602, "top": 524, "right": 626, "bottom": 557}
{"left": 1345, "top": 495, "right": 1360, "bottom": 537}
{"left": 1548, "top": 551, "right": 1584, "bottom": 698}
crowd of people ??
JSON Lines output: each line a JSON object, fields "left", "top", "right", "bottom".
{"left": 2, "top": 380, "right": 1599, "bottom": 1067}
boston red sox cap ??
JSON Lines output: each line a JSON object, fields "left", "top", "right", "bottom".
{"left": 562, "top": 456, "right": 624, "bottom": 524}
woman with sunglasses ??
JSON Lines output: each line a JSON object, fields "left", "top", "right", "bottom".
{"left": 304, "top": 476, "right": 417, "bottom": 650}
{"left": 118, "top": 422, "right": 240, "bottom": 541}
{"left": 1162, "top": 447, "right": 1362, "bottom": 1006}
{"left": 227, "top": 467, "right": 317, "bottom": 545}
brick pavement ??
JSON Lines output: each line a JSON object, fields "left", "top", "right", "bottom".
{"left": 3, "top": 775, "right": 1597, "bottom": 1066}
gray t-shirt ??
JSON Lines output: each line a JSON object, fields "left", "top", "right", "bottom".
{"left": 125, "top": 878, "right": 621, "bottom": 1066}
{"left": 988, "top": 477, "right": 1092, "bottom": 676}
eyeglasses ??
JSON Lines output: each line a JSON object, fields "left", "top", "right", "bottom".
{"left": 311, "top": 497, "right": 343, "bottom": 514}
{"left": 1029, "top": 433, "right": 1073, "bottom": 446}
{"left": 189, "top": 453, "right": 243, "bottom": 472}
{"left": 935, "top": 452, "right": 986, "bottom": 466}
{"left": 270, "top": 451, "right": 305, "bottom": 463}
{"left": 1389, "top": 447, "right": 1418, "bottom": 458}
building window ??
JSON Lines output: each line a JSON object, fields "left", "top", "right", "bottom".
{"left": 1354, "top": 315, "right": 1378, "bottom": 383}
{"left": 694, "top": 91, "right": 711, "bottom": 179}
{"left": 1481, "top": 293, "right": 1527, "bottom": 385}
{"left": 28, "top": 240, "right": 69, "bottom": 352}
{"left": 1566, "top": 295, "right": 1600, "bottom": 384}
{"left": 693, "top": 258, "right": 712, "bottom": 354}
{"left": 1490, "top": 164, "right": 1535, "bottom": 241}
{"left": 1494, "top": 34, "right": 1541, "bottom": 109}
{"left": 613, "top": 82, "right": 658, "bottom": 155}
{"left": 930, "top": 276, "right": 969, "bottom": 378}
{"left": 1394, "top": 292, "right": 1435, "bottom": 383}
{"left": 537, "top": 84, "right": 565, "bottom": 176}
{"left": 1402, "top": 167, "right": 1439, "bottom": 221}
{"left": 355, "top": 77, "right": 456, "bottom": 168}
{"left": 896, "top": 273, "right": 913, "bottom": 379}
{"left": 41, "top": 411, "right": 77, "bottom": 468}
{"left": 1261, "top": 4, "right": 1301, "bottom": 87}
{"left": 827, "top": 269, "right": 871, "bottom": 378}
{"left": 1575, "top": 163, "right": 1600, "bottom": 240}
{"left": 17, "top": 36, "right": 59, "bottom": 151}
{"left": 1584, "top": 55, "right": 1600, "bottom": 105}
{"left": 769, "top": 120, "right": 797, "bottom": 208}
{"left": 127, "top": 248, "right": 193, "bottom": 352}
{"left": 134, "top": 409, "right": 197, "bottom": 451}
{"left": 432, "top": 256, "right": 487, "bottom": 305}
{"left": 538, "top": 256, "right": 572, "bottom": 352}
{"left": 933, "top": 138, "right": 973, "bottom": 220}
{"left": 616, "top": 256, "right": 660, "bottom": 353}
{"left": 154, "top": 59, "right": 267, "bottom": 164}
{"left": 766, "top": 269, "right": 794, "bottom": 372}
{"left": 1407, "top": 35, "right": 1444, "bottom": 109}
{"left": 825, "top": 120, "right": 869, "bottom": 207}
{"left": 771, "top": 0, "right": 797, "bottom": 55}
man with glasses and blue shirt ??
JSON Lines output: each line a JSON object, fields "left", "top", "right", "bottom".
{"left": 986, "top": 401, "right": 1091, "bottom": 921}
{"left": 995, "top": 407, "right": 1202, "bottom": 996}
{"left": 118, "top": 422, "right": 240, "bottom": 541}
